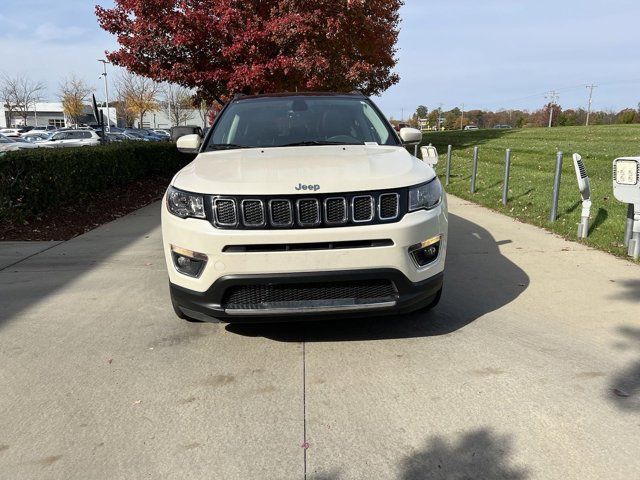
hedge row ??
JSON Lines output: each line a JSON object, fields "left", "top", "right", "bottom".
{"left": 0, "top": 143, "right": 195, "bottom": 221}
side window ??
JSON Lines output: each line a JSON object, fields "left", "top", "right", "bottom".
{"left": 361, "top": 102, "right": 390, "bottom": 145}
{"left": 82, "top": 132, "right": 92, "bottom": 139}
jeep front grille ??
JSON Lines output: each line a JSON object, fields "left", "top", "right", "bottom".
{"left": 213, "top": 199, "right": 237, "bottom": 227}
{"left": 352, "top": 195, "right": 374, "bottom": 222}
{"left": 241, "top": 200, "right": 265, "bottom": 226}
{"left": 210, "top": 189, "right": 403, "bottom": 229}
{"left": 297, "top": 199, "right": 321, "bottom": 226}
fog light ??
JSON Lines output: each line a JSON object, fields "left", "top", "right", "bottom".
{"left": 171, "top": 245, "right": 207, "bottom": 278}
{"left": 409, "top": 235, "right": 441, "bottom": 268}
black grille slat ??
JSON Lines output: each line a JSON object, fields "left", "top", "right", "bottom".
{"left": 270, "top": 200, "right": 293, "bottom": 226}
{"left": 379, "top": 193, "right": 399, "bottom": 220}
{"left": 352, "top": 196, "right": 373, "bottom": 222}
{"left": 325, "top": 198, "right": 347, "bottom": 224}
{"left": 214, "top": 199, "right": 237, "bottom": 226}
{"left": 242, "top": 200, "right": 265, "bottom": 226}
{"left": 223, "top": 279, "right": 396, "bottom": 309}
{"left": 297, "top": 199, "right": 320, "bottom": 226}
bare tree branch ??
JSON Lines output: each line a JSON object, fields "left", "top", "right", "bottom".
{"left": 1, "top": 73, "right": 47, "bottom": 127}
{"left": 160, "top": 84, "right": 194, "bottom": 127}
{"left": 115, "top": 71, "right": 159, "bottom": 128}
{"left": 59, "top": 74, "right": 94, "bottom": 126}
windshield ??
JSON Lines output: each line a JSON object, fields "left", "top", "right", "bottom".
{"left": 0, "top": 134, "right": 14, "bottom": 143}
{"left": 206, "top": 95, "right": 399, "bottom": 150}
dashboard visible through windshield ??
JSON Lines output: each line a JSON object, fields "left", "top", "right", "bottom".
{"left": 206, "top": 95, "right": 400, "bottom": 150}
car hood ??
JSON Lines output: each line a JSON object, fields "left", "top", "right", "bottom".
{"left": 173, "top": 145, "right": 435, "bottom": 195}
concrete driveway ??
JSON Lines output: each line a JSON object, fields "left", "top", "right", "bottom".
{"left": 0, "top": 196, "right": 639, "bottom": 479}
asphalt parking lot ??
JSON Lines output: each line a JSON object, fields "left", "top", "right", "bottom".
{"left": 1, "top": 196, "right": 639, "bottom": 479}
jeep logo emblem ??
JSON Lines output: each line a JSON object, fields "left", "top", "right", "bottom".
{"left": 295, "top": 183, "right": 320, "bottom": 192}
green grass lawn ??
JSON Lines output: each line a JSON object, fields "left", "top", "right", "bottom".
{"left": 421, "top": 125, "right": 640, "bottom": 260}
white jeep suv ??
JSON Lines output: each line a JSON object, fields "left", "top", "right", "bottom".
{"left": 162, "top": 92, "right": 447, "bottom": 322}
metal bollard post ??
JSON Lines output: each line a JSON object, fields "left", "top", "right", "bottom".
{"left": 624, "top": 203, "right": 634, "bottom": 246}
{"left": 629, "top": 210, "right": 640, "bottom": 260}
{"left": 502, "top": 148, "right": 511, "bottom": 205}
{"left": 414, "top": 144, "right": 419, "bottom": 158}
{"left": 445, "top": 145, "right": 452, "bottom": 186}
{"left": 470, "top": 146, "right": 479, "bottom": 193}
{"left": 550, "top": 151, "right": 563, "bottom": 222}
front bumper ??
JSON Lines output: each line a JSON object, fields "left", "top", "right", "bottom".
{"left": 170, "top": 269, "right": 443, "bottom": 322}
{"left": 162, "top": 196, "right": 447, "bottom": 321}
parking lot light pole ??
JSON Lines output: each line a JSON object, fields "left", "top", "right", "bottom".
{"left": 98, "top": 59, "right": 111, "bottom": 133}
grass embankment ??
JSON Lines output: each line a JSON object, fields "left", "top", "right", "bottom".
{"left": 422, "top": 125, "right": 639, "bottom": 260}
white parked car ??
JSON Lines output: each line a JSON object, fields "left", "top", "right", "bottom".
{"left": 38, "top": 130, "right": 101, "bottom": 148}
{"left": 21, "top": 132, "right": 51, "bottom": 143}
{"left": 0, "top": 133, "right": 39, "bottom": 152}
{"left": 0, "top": 128, "right": 22, "bottom": 137}
{"left": 162, "top": 92, "right": 447, "bottom": 323}
{"left": 464, "top": 125, "right": 479, "bottom": 131}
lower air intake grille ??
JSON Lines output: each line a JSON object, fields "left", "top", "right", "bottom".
{"left": 223, "top": 279, "right": 396, "bottom": 310}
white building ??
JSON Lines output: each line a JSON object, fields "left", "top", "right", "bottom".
{"left": 0, "top": 102, "right": 117, "bottom": 129}
{"left": 1, "top": 102, "right": 206, "bottom": 130}
{"left": 136, "top": 108, "right": 206, "bottom": 130}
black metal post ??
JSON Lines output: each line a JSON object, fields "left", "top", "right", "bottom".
{"left": 470, "top": 146, "right": 479, "bottom": 193}
{"left": 624, "top": 203, "right": 634, "bottom": 247}
{"left": 550, "top": 151, "right": 563, "bottom": 222}
{"left": 502, "top": 148, "right": 511, "bottom": 205}
{"left": 446, "top": 145, "right": 452, "bottom": 186}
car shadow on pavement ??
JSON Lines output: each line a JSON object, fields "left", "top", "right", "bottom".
{"left": 609, "top": 326, "right": 640, "bottom": 411}
{"left": 227, "top": 213, "right": 530, "bottom": 342}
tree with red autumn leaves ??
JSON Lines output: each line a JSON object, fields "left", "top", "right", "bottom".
{"left": 96, "top": 0, "right": 402, "bottom": 104}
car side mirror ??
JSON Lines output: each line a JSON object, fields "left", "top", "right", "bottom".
{"left": 176, "top": 134, "right": 202, "bottom": 154}
{"left": 399, "top": 127, "right": 422, "bottom": 145}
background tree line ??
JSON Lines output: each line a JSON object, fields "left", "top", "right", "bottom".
{"left": 1, "top": 71, "right": 208, "bottom": 128}
{"left": 404, "top": 103, "right": 640, "bottom": 130}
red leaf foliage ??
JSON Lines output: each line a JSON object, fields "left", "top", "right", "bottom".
{"left": 96, "top": 0, "right": 402, "bottom": 102}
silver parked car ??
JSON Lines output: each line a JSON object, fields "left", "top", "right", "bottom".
{"left": 0, "top": 133, "right": 39, "bottom": 152}
{"left": 21, "top": 132, "right": 51, "bottom": 143}
{"left": 38, "top": 130, "right": 101, "bottom": 148}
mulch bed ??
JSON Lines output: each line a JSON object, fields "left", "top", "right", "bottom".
{"left": 0, "top": 175, "right": 172, "bottom": 241}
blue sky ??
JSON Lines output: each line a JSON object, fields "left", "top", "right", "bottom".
{"left": 1, "top": 0, "right": 639, "bottom": 119}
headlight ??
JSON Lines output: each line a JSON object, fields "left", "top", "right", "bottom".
{"left": 408, "top": 178, "right": 443, "bottom": 211}
{"left": 166, "top": 186, "right": 206, "bottom": 219}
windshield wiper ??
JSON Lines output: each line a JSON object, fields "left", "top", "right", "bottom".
{"left": 279, "top": 141, "right": 362, "bottom": 147}
{"left": 207, "top": 143, "right": 250, "bottom": 151}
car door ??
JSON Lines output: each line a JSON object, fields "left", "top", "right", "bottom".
{"left": 63, "top": 131, "right": 83, "bottom": 147}
{"left": 48, "top": 131, "right": 69, "bottom": 148}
